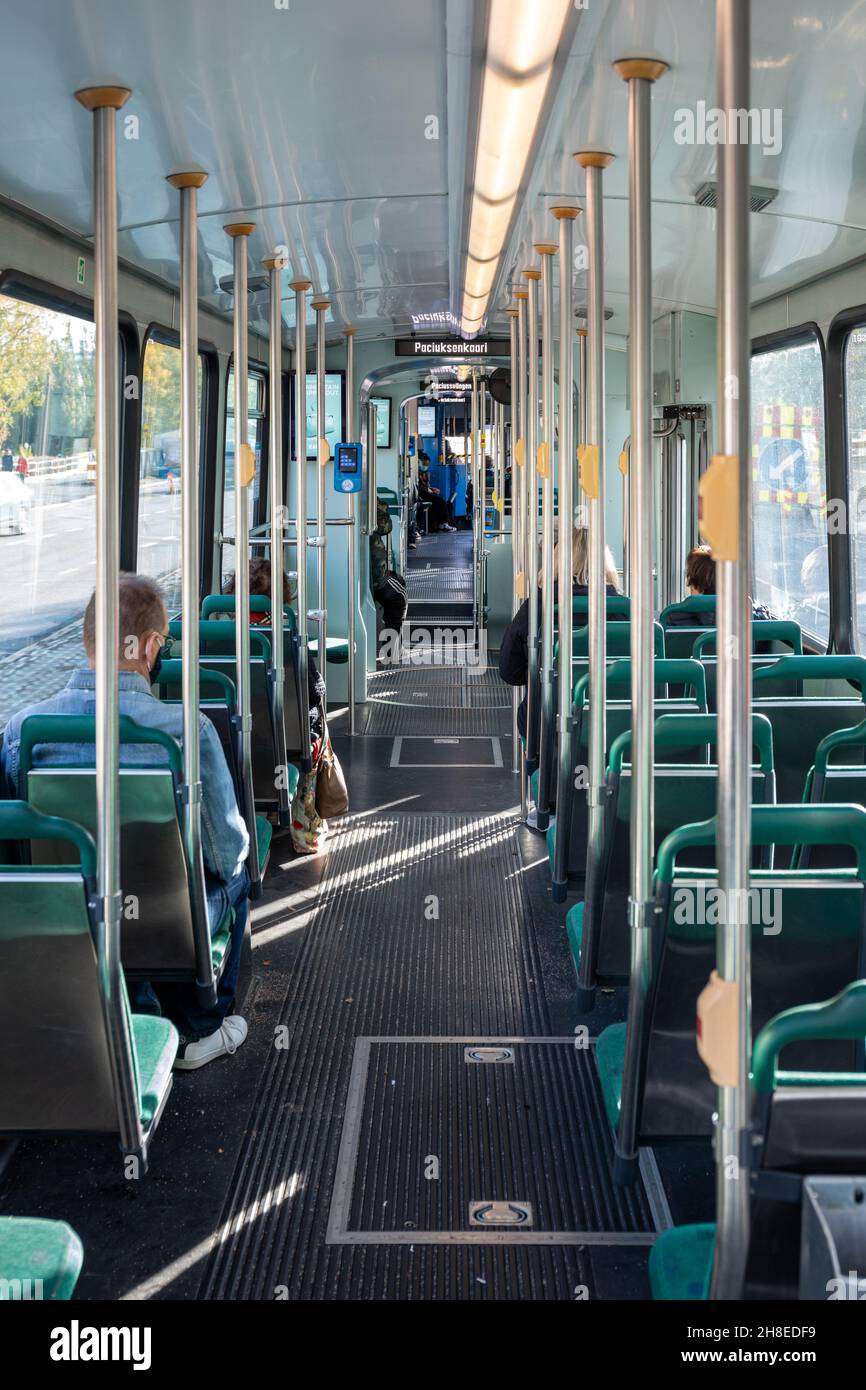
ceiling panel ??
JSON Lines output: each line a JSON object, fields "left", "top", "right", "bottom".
{"left": 0, "top": 0, "right": 452, "bottom": 340}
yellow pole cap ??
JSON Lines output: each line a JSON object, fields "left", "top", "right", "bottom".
{"left": 166, "top": 171, "right": 208, "bottom": 189}
{"left": 74, "top": 86, "right": 132, "bottom": 111}
{"left": 613, "top": 57, "right": 670, "bottom": 83}
{"left": 574, "top": 151, "right": 615, "bottom": 169}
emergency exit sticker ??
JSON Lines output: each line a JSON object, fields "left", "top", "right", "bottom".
{"left": 76, "top": 256, "right": 86, "bottom": 286}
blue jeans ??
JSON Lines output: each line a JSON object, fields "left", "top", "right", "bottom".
{"left": 129, "top": 867, "right": 250, "bottom": 1040}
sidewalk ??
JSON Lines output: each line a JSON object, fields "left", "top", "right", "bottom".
{"left": 0, "top": 619, "right": 85, "bottom": 727}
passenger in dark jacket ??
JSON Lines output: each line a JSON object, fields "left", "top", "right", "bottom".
{"left": 499, "top": 526, "right": 623, "bottom": 740}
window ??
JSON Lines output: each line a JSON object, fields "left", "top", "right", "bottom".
{"left": 751, "top": 333, "right": 828, "bottom": 644}
{"left": 137, "top": 337, "right": 203, "bottom": 609}
{"left": 222, "top": 369, "right": 265, "bottom": 584}
{"left": 0, "top": 292, "right": 97, "bottom": 724}
{"left": 845, "top": 326, "right": 866, "bottom": 651}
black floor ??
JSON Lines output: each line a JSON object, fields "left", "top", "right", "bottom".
{"left": 0, "top": 531, "right": 712, "bottom": 1300}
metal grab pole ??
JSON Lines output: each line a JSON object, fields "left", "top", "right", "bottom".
{"left": 535, "top": 242, "right": 557, "bottom": 829}
{"left": 495, "top": 401, "right": 505, "bottom": 534}
{"left": 471, "top": 373, "right": 480, "bottom": 633}
{"left": 506, "top": 305, "right": 522, "bottom": 777}
{"left": 710, "top": 0, "right": 753, "bottom": 1301}
{"left": 225, "top": 222, "right": 261, "bottom": 886}
{"left": 74, "top": 84, "right": 139, "bottom": 1154}
{"left": 169, "top": 170, "right": 211, "bottom": 972}
{"left": 515, "top": 288, "right": 529, "bottom": 812}
{"left": 263, "top": 251, "right": 290, "bottom": 821}
{"left": 575, "top": 151, "right": 614, "bottom": 1002}
{"left": 345, "top": 327, "right": 357, "bottom": 734}
{"left": 290, "top": 279, "right": 312, "bottom": 763}
{"left": 523, "top": 267, "right": 542, "bottom": 775}
{"left": 552, "top": 207, "right": 580, "bottom": 896}
{"left": 366, "top": 402, "right": 379, "bottom": 535}
{"left": 612, "top": 56, "right": 669, "bottom": 1184}
{"left": 312, "top": 298, "right": 330, "bottom": 686}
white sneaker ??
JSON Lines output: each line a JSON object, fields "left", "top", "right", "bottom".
{"left": 173, "top": 1015, "right": 248, "bottom": 1070}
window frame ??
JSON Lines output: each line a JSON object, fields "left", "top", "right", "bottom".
{"left": 750, "top": 320, "right": 830, "bottom": 652}
{"left": 826, "top": 303, "right": 866, "bottom": 655}
{"left": 136, "top": 322, "right": 218, "bottom": 603}
{"left": 0, "top": 268, "right": 141, "bottom": 570}
{"left": 221, "top": 355, "right": 270, "bottom": 586}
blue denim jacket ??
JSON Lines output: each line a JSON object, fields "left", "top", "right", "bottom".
{"left": 1, "top": 669, "right": 249, "bottom": 884}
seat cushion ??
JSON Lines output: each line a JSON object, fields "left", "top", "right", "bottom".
{"left": 596, "top": 1022, "right": 627, "bottom": 1132}
{"left": 130, "top": 1014, "right": 178, "bottom": 1129}
{"left": 566, "top": 901, "right": 584, "bottom": 973}
{"left": 0, "top": 1217, "right": 84, "bottom": 1300}
{"left": 205, "top": 880, "right": 233, "bottom": 973}
{"left": 649, "top": 1224, "right": 715, "bottom": 1300}
{"left": 256, "top": 813, "right": 273, "bottom": 870}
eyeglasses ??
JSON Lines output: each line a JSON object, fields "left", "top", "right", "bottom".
{"left": 156, "top": 632, "right": 176, "bottom": 659}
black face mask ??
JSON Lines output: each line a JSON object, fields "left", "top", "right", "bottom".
{"left": 149, "top": 638, "right": 165, "bottom": 684}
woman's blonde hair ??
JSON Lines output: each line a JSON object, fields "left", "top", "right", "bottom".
{"left": 542, "top": 525, "right": 619, "bottom": 590}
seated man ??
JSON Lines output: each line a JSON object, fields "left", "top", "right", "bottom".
{"left": 1, "top": 572, "right": 251, "bottom": 1071}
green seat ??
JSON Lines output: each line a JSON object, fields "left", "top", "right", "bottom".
{"left": 550, "top": 658, "right": 708, "bottom": 897}
{"left": 600, "top": 804, "right": 866, "bottom": 1151}
{"left": 649, "top": 1225, "right": 715, "bottom": 1301}
{"left": 753, "top": 655, "right": 866, "bottom": 803}
{"left": 20, "top": 715, "right": 230, "bottom": 1001}
{"left": 796, "top": 718, "right": 866, "bottom": 868}
{"left": 654, "top": 980, "right": 866, "bottom": 1300}
{"left": 0, "top": 1218, "right": 84, "bottom": 1301}
{"left": 256, "top": 812, "right": 274, "bottom": 870}
{"left": 132, "top": 1012, "right": 181, "bottom": 1128}
{"left": 0, "top": 802, "right": 178, "bottom": 1170}
{"left": 691, "top": 619, "right": 803, "bottom": 659}
{"left": 573, "top": 713, "right": 776, "bottom": 995}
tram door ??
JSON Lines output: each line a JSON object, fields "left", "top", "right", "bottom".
{"left": 623, "top": 405, "right": 711, "bottom": 606}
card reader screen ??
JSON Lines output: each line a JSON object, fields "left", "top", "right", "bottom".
{"left": 337, "top": 446, "right": 358, "bottom": 473}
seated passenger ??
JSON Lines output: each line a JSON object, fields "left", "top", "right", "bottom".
{"left": 417, "top": 459, "right": 454, "bottom": 532}
{"left": 1, "top": 573, "right": 251, "bottom": 1071}
{"left": 370, "top": 497, "right": 408, "bottom": 665}
{"left": 222, "top": 558, "right": 330, "bottom": 857}
{"left": 667, "top": 544, "right": 774, "bottom": 625}
{"left": 499, "top": 524, "right": 623, "bottom": 741}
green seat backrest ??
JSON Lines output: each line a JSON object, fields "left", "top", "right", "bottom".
{"left": 19, "top": 716, "right": 201, "bottom": 978}
{"left": 752, "top": 978, "right": 866, "bottom": 1094}
{"left": 691, "top": 620, "right": 803, "bottom": 658}
{"left": 561, "top": 594, "right": 631, "bottom": 619}
{"left": 0, "top": 802, "right": 123, "bottom": 1134}
{"left": 574, "top": 657, "right": 708, "bottom": 711}
{"left": 611, "top": 712, "right": 775, "bottom": 834}
{"left": 571, "top": 620, "right": 664, "bottom": 660}
{"left": 168, "top": 618, "right": 272, "bottom": 660}
{"left": 660, "top": 596, "right": 716, "bottom": 626}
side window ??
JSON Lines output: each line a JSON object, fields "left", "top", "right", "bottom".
{"left": 0, "top": 292, "right": 96, "bottom": 723}
{"left": 750, "top": 333, "right": 828, "bottom": 644}
{"left": 137, "top": 336, "right": 203, "bottom": 609}
{"left": 845, "top": 326, "right": 866, "bottom": 651}
{"left": 222, "top": 370, "right": 265, "bottom": 585}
